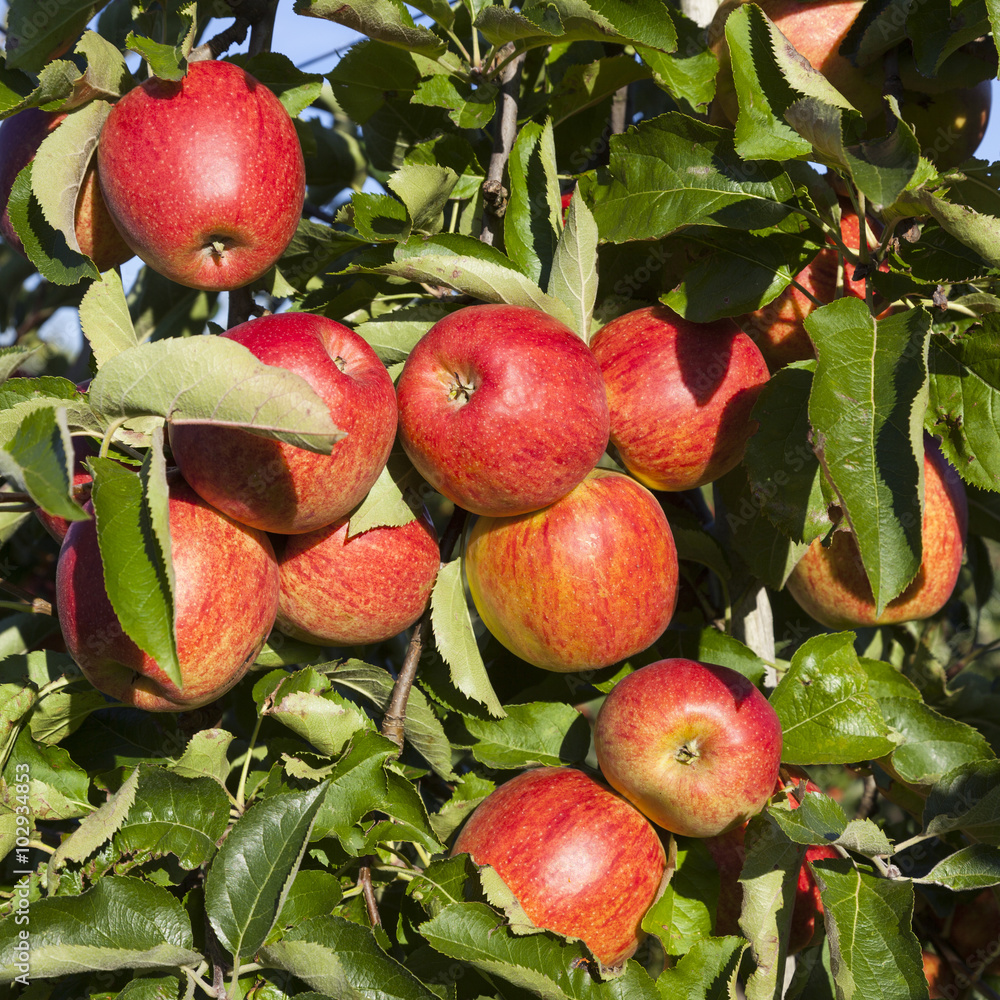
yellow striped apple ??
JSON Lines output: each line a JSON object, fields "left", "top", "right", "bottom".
{"left": 451, "top": 766, "right": 667, "bottom": 967}
{"left": 56, "top": 475, "right": 279, "bottom": 712}
{"left": 589, "top": 306, "right": 769, "bottom": 491}
{"left": 594, "top": 658, "right": 783, "bottom": 838}
{"left": 785, "top": 438, "right": 968, "bottom": 628}
{"left": 97, "top": 59, "right": 305, "bottom": 290}
{"left": 168, "top": 312, "right": 398, "bottom": 535}
{"left": 464, "top": 469, "right": 678, "bottom": 672}
{"left": 395, "top": 303, "right": 610, "bottom": 517}
{"left": 275, "top": 507, "right": 440, "bottom": 646}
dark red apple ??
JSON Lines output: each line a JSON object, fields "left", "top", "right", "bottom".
{"left": 395, "top": 303, "right": 610, "bottom": 517}
{"left": 594, "top": 658, "right": 782, "bottom": 838}
{"left": 0, "top": 108, "right": 133, "bottom": 271}
{"left": 56, "top": 474, "right": 279, "bottom": 712}
{"left": 168, "top": 312, "right": 398, "bottom": 535}
{"left": 97, "top": 59, "right": 305, "bottom": 290}
{"left": 451, "top": 766, "right": 667, "bottom": 967}
{"left": 588, "top": 306, "right": 769, "bottom": 491}
{"left": 463, "top": 469, "right": 678, "bottom": 672}
{"left": 275, "top": 507, "right": 440, "bottom": 646}
{"left": 785, "top": 437, "right": 968, "bottom": 628}
{"left": 35, "top": 471, "right": 93, "bottom": 543}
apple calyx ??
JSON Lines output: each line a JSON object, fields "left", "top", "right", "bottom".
{"left": 448, "top": 371, "right": 476, "bottom": 403}
{"left": 675, "top": 742, "right": 701, "bottom": 765}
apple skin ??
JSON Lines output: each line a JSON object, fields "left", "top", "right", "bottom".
{"left": 588, "top": 306, "right": 770, "bottom": 491}
{"left": 56, "top": 475, "right": 280, "bottom": 712}
{"left": 451, "top": 766, "right": 667, "bottom": 967}
{"left": 785, "top": 438, "right": 968, "bottom": 629}
{"left": 97, "top": 59, "right": 305, "bottom": 291}
{"left": 705, "top": 778, "right": 840, "bottom": 952}
{"left": 275, "top": 507, "right": 440, "bottom": 646}
{"left": 168, "top": 312, "right": 398, "bottom": 535}
{"left": 922, "top": 950, "right": 953, "bottom": 999}
{"left": 738, "top": 206, "right": 887, "bottom": 371}
{"left": 0, "top": 108, "right": 133, "bottom": 272}
{"left": 594, "top": 658, "right": 782, "bottom": 838}
{"left": 35, "top": 471, "right": 93, "bottom": 543}
{"left": 464, "top": 469, "right": 678, "bottom": 672}
{"left": 395, "top": 303, "right": 610, "bottom": 517}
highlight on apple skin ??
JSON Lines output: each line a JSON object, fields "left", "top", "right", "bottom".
{"left": 168, "top": 312, "right": 398, "bottom": 536}
{"left": 395, "top": 303, "right": 610, "bottom": 517}
{"left": 97, "top": 58, "right": 305, "bottom": 291}
{"left": 451, "top": 766, "right": 667, "bottom": 968}
{"left": 275, "top": 507, "right": 441, "bottom": 646}
{"left": 593, "top": 658, "right": 783, "bottom": 838}
{"left": 785, "top": 437, "right": 968, "bottom": 629}
{"left": 56, "top": 475, "right": 280, "bottom": 712}
{"left": 463, "top": 469, "right": 678, "bottom": 672}
{"left": 588, "top": 305, "right": 770, "bottom": 492}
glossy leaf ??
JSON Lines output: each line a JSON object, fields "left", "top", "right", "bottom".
{"left": 79, "top": 268, "right": 139, "bottom": 369}
{"left": 462, "top": 701, "right": 591, "bottom": 769}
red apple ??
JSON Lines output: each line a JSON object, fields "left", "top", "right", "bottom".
{"left": 936, "top": 889, "right": 1000, "bottom": 978}
{"left": 594, "top": 658, "right": 782, "bottom": 838}
{"left": 451, "top": 766, "right": 667, "bottom": 967}
{"left": 922, "top": 950, "right": 954, "bottom": 999}
{"left": 275, "top": 506, "right": 440, "bottom": 646}
{"left": 56, "top": 474, "right": 279, "bottom": 712}
{"left": 35, "top": 471, "right": 93, "bottom": 543}
{"left": 588, "top": 306, "right": 769, "bottom": 491}
{"left": 710, "top": 0, "right": 991, "bottom": 169}
{"left": 785, "top": 437, "right": 968, "bottom": 628}
{"left": 0, "top": 108, "right": 133, "bottom": 272}
{"left": 395, "top": 303, "right": 610, "bottom": 517}
{"left": 97, "top": 59, "right": 305, "bottom": 290}
{"left": 738, "top": 205, "right": 889, "bottom": 370}
{"left": 168, "top": 312, "right": 398, "bottom": 535}
{"left": 464, "top": 469, "right": 678, "bottom": 672}
{"left": 705, "top": 777, "right": 839, "bottom": 952}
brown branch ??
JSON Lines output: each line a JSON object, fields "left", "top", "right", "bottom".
{"left": 0, "top": 580, "right": 52, "bottom": 616}
{"left": 226, "top": 286, "right": 256, "bottom": 329}
{"left": 189, "top": 17, "right": 251, "bottom": 62}
{"left": 609, "top": 83, "right": 629, "bottom": 138}
{"left": 854, "top": 774, "right": 878, "bottom": 821}
{"left": 480, "top": 46, "right": 526, "bottom": 248}
{"left": 358, "top": 858, "right": 382, "bottom": 927}
{"left": 380, "top": 506, "right": 469, "bottom": 750}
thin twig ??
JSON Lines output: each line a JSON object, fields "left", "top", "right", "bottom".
{"left": 0, "top": 580, "right": 52, "bottom": 616}
{"left": 358, "top": 858, "right": 382, "bottom": 927}
{"left": 480, "top": 46, "right": 526, "bottom": 248}
{"left": 854, "top": 774, "right": 878, "bottom": 821}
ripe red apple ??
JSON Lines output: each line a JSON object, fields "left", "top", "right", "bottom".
{"left": 594, "top": 658, "right": 782, "bottom": 838}
{"left": 168, "top": 312, "right": 398, "bottom": 535}
{"left": 464, "top": 469, "right": 678, "bottom": 672}
{"left": 705, "top": 777, "right": 839, "bottom": 951}
{"left": 710, "top": 0, "right": 991, "bottom": 169}
{"left": 451, "top": 766, "right": 667, "bottom": 967}
{"left": 0, "top": 108, "right": 133, "bottom": 272}
{"left": 395, "top": 303, "right": 610, "bottom": 517}
{"left": 739, "top": 205, "right": 889, "bottom": 370}
{"left": 588, "top": 306, "right": 769, "bottom": 491}
{"left": 785, "top": 438, "right": 968, "bottom": 628}
{"left": 35, "top": 471, "right": 93, "bottom": 543}
{"left": 56, "top": 474, "right": 279, "bottom": 712}
{"left": 97, "top": 59, "right": 305, "bottom": 290}
{"left": 922, "top": 950, "right": 954, "bottom": 999}
{"left": 275, "top": 506, "right": 440, "bottom": 646}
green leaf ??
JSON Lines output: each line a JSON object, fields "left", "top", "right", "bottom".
{"left": 548, "top": 190, "right": 599, "bottom": 340}
{"left": 642, "top": 839, "right": 718, "bottom": 956}
{"left": 811, "top": 859, "right": 928, "bottom": 1000}
{"left": 903, "top": 189, "right": 1000, "bottom": 270}
{"left": 913, "top": 844, "right": 1000, "bottom": 890}
{"left": 656, "top": 935, "right": 746, "bottom": 999}
{"left": 273, "top": 869, "right": 344, "bottom": 934}
{"left": 805, "top": 300, "right": 931, "bottom": 614}
{"left": 350, "top": 191, "right": 411, "bottom": 242}
{"left": 294, "top": 0, "right": 447, "bottom": 55}
{"left": 586, "top": 113, "right": 796, "bottom": 244}
{"left": 550, "top": 56, "right": 651, "bottom": 127}
{"left": 125, "top": 31, "right": 186, "bottom": 81}
{"left": 769, "top": 791, "right": 848, "bottom": 847}
{"left": 431, "top": 558, "right": 504, "bottom": 719}
{"left": 0, "top": 346, "right": 36, "bottom": 384}
{"left": 744, "top": 363, "right": 832, "bottom": 545}
{"left": 4, "top": 0, "right": 99, "bottom": 73}
{"left": 462, "top": 701, "right": 591, "bottom": 769}
{"left": 32, "top": 99, "right": 111, "bottom": 257}
{"left": 0, "top": 405, "right": 87, "bottom": 524}
{"left": 169, "top": 728, "right": 235, "bottom": 785}
{"left": 923, "top": 759, "right": 1000, "bottom": 844}
{"left": 7, "top": 727, "right": 91, "bottom": 820}
{"left": 506, "top": 120, "right": 562, "bottom": 289}
{"left": 0, "top": 682, "right": 36, "bottom": 776}
{"left": 0, "top": 876, "right": 201, "bottom": 982}
{"left": 346, "top": 454, "right": 422, "bottom": 535}
{"left": 261, "top": 913, "right": 439, "bottom": 1000}
{"left": 327, "top": 41, "right": 422, "bottom": 124}
{"left": 7, "top": 161, "right": 99, "bottom": 283}
{"left": 388, "top": 163, "right": 459, "bottom": 236}
{"left": 926, "top": 319, "right": 1000, "bottom": 490}
{"left": 411, "top": 74, "right": 497, "bottom": 129}
{"left": 113, "top": 765, "right": 231, "bottom": 870}
{"left": 204, "top": 781, "right": 328, "bottom": 961}
{"left": 262, "top": 668, "right": 374, "bottom": 758}
{"left": 364, "top": 768, "right": 445, "bottom": 854}
{"left": 90, "top": 452, "right": 180, "bottom": 689}
{"left": 88, "top": 336, "right": 344, "bottom": 453}
{"left": 79, "top": 268, "right": 139, "bottom": 369}
{"left": 769, "top": 633, "right": 899, "bottom": 764}
{"left": 72, "top": 30, "right": 133, "bottom": 105}
{"left": 635, "top": 9, "right": 717, "bottom": 113}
